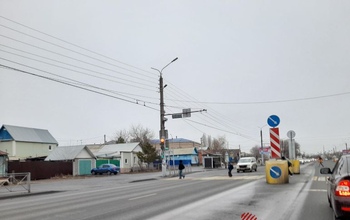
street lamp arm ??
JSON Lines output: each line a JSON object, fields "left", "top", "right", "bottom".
{"left": 161, "top": 57, "right": 178, "bottom": 73}
{"left": 257, "top": 124, "right": 268, "bottom": 130}
{"left": 151, "top": 57, "right": 178, "bottom": 77}
{"left": 151, "top": 67, "right": 161, "bottom": 75}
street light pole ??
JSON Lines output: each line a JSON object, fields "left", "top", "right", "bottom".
{"left": 260, "top": 129, "right": 264, "bottom": 165}
{"left": 151, "top": 57, "right": 178, "bottom": 177}
{"left": 259, "top": 124, "right": 268, "bottom": 165}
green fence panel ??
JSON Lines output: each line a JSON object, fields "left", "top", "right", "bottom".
{"left": 96, "top": 159, "right": 120, "bottom": 167}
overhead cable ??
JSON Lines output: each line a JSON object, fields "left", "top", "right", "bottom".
{"left": 0, "top": 63, "right": 159, "bottom": 111}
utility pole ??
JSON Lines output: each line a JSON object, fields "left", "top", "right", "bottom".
{"left": 258, "top": 124, "right": 267, "bottom": 165}
{"left": 260, "top": 129, "right": 264, "bottom": 165}
{"left": 151, "top": 57, "right": 178, "bottom": 177}
{"left": 159, "top": 71, "right": 166, "bottom": 150}
{"left": 239, "top": 145, "right": 241, "bottom": 159}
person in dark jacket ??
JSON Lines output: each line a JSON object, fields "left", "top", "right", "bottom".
{"left": 178, "top": 160, "right": 185, "bottom": 179}
{"left": 228, "top": 162, "right": 234, "bottom": 177}
{"left": 318, "top": 156, "right": 324, "bottom": 167}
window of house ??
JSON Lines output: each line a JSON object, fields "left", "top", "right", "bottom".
{"left": 125, "top": 159, "right": 128, "bottom": 164}
{"left": 49, "top": 145, "right": 52, "bottom": 151}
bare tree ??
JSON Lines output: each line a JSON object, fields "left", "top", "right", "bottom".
{"left": 280, "top": 139, "right": 301, "bottom": 159}
{"left": 201, "top": 134, "right": 208, "bottom": 148}
{"left": 129, "top": 124, "right": 154, "bottom": 144}
{"left": 212, "top": 139, "right": 221, "bottom": 151}
{"left": 211, "top": 136, "right": 229, "bottom": 166}
{"left": 113, "top": 125, "right": 157, "bottom": 171}
{"left": 113, "top": 125, "right": 154, "bottom": 144}
{"left": 114, "top": 129, "right": 129, "bottom": 143}
{"left": 207, "top": 135, "right": 212, "bottom": 149}
{"left": 250, "top": 145, "right": 260, "bottom": 159}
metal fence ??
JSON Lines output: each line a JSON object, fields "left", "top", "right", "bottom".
{"left": 0, "top": 172, "right": 31, "bottom": 193}
{"left": 9, "top": 161, "right": 72, "bottom": 180}
{"left": 165, "top": 165, "right": 192, "bottom": 177}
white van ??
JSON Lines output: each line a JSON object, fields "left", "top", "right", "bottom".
{"left": 237, "top": 157, "right": 257, "bottom": 172}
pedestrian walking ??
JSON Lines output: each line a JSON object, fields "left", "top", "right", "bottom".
{"left": 178, "top": 160, "right": 185, "bottom": 179}
{"left": 228, "top": 162, "right": 233, "bottom": 177}
{"left": 318, "top": 156, "right": 324, "bottom": 167}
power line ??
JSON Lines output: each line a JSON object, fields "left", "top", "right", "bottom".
{"left": 0, "top": 47, "right": 192, "bottom": 110}
{"left": 0, "top": 15, "right": 158, "bottom": 78}
{"left": 0, "top": 63, "right": 160, "bottom": 111}
{"left": 1, "top": 17, "right": 253, "bottom": 137}
{"left": 184, "top": 119, "right": 259, "bottom": 142}
{"left": 0, "top": 19, "right": 203, "bottom": 115}
{"left": 165, "top": 83, "right": 257, "bottom": 136}
{"left": 0, "top": 58, "right": 160, "bottom": 107}
{"left": 0, "top": 16, "right": 263, "bottom": 144}
{"left": 164, "top": 91, "right": 258, "bottom": 142}
{"left": 0, "top": 34, "right": 157, "bottom": 85}
{"left": 165, "top": 92, "right": 350, "bottom": 105}
{"left": 0, "top": 47, "right": 157, "bottom": 91}
{"left": 0, "top": 23, "right": 158, "bottom": 81}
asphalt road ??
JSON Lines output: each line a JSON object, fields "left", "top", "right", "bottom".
{"left": 0, "top": 162, "right": 337, "bottom": 220}
{"left": 290, "top": 160, "right": 336, "bottom": 220}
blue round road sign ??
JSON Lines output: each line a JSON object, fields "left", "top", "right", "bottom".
{"left": 267, "top": 115, "right": 280, "bottom": 127}
{"left": 270, "top": 166, "right": 282, "bottom": 179}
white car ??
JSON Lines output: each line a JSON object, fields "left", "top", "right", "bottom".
{"left": 237, "top": 157, "right": 258, "bottom": 172}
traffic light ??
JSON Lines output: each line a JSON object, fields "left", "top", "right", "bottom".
{"left": 160, "top": 137, "right": 165, "bottom": 151}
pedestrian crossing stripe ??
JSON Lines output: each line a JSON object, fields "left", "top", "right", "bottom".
{"left": 163, "top": 175, "right": 265, "bottom": 181}
{"left": 313, "top": 176, "right": 327, "bottom": 182}
{"left": 308, "top": 189, "right": 327, "bottom": 192}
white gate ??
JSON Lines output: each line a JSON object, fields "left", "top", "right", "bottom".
{"left": 0, "top": 172, "right": 31, "bottom": 193}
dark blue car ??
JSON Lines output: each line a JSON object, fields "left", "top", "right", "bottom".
{"left": 91, "top": 164, "right": 120, "bottom": 175}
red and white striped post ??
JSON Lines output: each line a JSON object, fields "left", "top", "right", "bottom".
{"left": 241, "top": 212, "right": 258, "bottom": 220}
{"left": 270, "top": 127, "right": 281, "bottom": 158}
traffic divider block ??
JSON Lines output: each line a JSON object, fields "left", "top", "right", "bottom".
{"left": 291, "top": 159, "right": 300, "bottom": 174}
{"left": 265, "top": 160, "right": 289, "bottom": 184}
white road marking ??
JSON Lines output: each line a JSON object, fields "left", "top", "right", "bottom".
{"left": 129, "top": 193, "right": 157, "bottom": 201}
{"left": 313, "top": 176, "right": 327, "bottom": 181}
{"left": 308, "top": 189, "right": 327, "bottom": 192}
{"left": 163, "top": 175, "right": 264, "bottom": 181}
{"left": 318, "top": 176, "right": 326, "bottom": 181}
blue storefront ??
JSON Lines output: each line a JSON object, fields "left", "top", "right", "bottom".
{"left": 166, "top": 148, "right": 198, "bottom": 166}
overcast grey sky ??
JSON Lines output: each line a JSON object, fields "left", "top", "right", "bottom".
{"left": 1, "top": 1, "right": 350, "bottom": 155}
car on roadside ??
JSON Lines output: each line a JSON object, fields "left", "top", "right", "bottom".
{"left": 91, "top": 164, "right": 120, "bottom": 175}
{"left": 320, "top": 154, "right": 350, "bottom": 219}
{"left": 237, "top": 157, "right": 257, "bottom": 172}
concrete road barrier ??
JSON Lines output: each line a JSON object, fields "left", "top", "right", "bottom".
{"left": 291, "top": 159, "right": 300, "bottom": 174}
{"left": 265, "top": 160, "right": 289, "bottom": 184}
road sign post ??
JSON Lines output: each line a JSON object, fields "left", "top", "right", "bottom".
{"left": 287, "top": 130, "right": 296, "bottom": 159}
{"left": 267, "top": 115, "right": 281, "bottom": 159}
{"left": 270, "top": 128, "right": 281, "bottom": 158}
